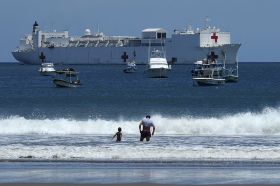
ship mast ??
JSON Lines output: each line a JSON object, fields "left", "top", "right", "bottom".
{"left": 205, "top": 16, "right": 210, "bottom": 28}
{"left": 148, "top": 40, "right": 151, "bottom": 61}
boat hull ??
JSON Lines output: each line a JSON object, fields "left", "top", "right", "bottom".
{"left": 146, "top": 68, "right": 170, "bottom": 78}
{"left": 39, "top": 71, "right": 56, "bottom": 76}
{"left": 193, "top": 77, "right": 225, "bottom": 86}
{"left": 123, "top": 67, "right": 136, "bottom": 73}
{"left": 224, "top": 75, "right": 239, "bottom": 83}
{"left": 53, "top": 79, "right": 81, "bottom": 88}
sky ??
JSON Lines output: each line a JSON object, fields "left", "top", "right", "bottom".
{"left": 0, "top": 0, "right": 279, "bottom": 62}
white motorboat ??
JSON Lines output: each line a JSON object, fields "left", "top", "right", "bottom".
{"left": 192, "top": 52, "right": 225, "bottom": 86}
{"left": 146, "top": 49, "right": 171, "bottom": 78}
{"left": 123, "top": 60, "right": 137, "bottom": 73}
{"left": 53, "top": 68, "right": 81, "bottom": 88}
{"left": 38, "top": 63, "right": 56, "bottom": 76}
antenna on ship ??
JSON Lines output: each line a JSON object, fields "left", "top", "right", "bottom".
{"left": 236, "top": 56, "right": 239, "bottom": 78}
{"left": 205, "top": 16, "right": 210, "bottom": 28}
{"left": 63, "top": 24, "right": 70, "bottom": 31}
{"left": 222, "top": 50, "right": 226, "bottom": 69}
{"left": 50, "top": 21, "right": 54, "bottom": 32}
{"left": 33, "top": 21, "right": 39, "bottom": 33}
{"left": 161, "top": 39, "right": 166, "bottom": 58}
{"left": 148, "top": 39, "right": 151, "bottom": 60}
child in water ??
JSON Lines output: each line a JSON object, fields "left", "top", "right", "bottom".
{"left": 112, "top": 127, "right": 122, "bottom": 142}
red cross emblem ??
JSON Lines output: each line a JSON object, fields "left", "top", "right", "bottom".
{"left": 211, "top": 32, "right": 218, "bottom": 43}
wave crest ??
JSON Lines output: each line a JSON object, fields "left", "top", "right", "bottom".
{"left": 1, "top": 107, "right": 280, "bottom": 135}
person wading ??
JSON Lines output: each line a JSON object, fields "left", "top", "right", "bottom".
{"left": 139, "top": 115, "right": 155, "bottom": 141}
{"left": 112, "top": 127, "right": 122, "bottom": 142}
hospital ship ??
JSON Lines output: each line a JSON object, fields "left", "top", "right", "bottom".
{"left": 12, "top": 21, "right": 241, "bottom": 64}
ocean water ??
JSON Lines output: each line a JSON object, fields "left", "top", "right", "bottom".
{"left": 0, "top": 62, "right": 280, "bottom": 184}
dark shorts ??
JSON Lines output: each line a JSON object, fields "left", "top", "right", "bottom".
{"left": 140, "top": 131, "right": 151, "bottom": 141}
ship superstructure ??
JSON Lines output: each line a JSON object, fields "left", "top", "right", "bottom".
{"left": 12, "top": 21, "right": 241, "bottom": 65}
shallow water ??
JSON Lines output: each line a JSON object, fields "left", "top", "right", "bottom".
{"left": 1, "top": 162, "right": 280, "bottom": 184}
{"left": 1, "top": 135, "right": 280, "bottom": 161}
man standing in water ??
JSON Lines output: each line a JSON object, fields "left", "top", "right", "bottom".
{"left": 139, "top": 115, "right": 155, "bottom": 141}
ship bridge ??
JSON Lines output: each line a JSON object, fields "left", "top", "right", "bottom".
{"left": 142, "top": 28, "right": 167, "bottom": 39}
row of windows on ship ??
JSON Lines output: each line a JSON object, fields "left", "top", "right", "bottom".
{"left": 43, "top": 40, "right": 166, "bottom": 48}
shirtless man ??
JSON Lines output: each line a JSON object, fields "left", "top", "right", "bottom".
{"left": 139, "top": 115, "right": 155, "bottom": 141}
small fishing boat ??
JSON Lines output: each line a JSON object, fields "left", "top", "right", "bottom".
{"left": 123, "top": 60, "right": 137, "bottom": 73}
{"left": 53, "top": 68, "right": 81, "bottom": 88}
{"left": 192, "top": 53, "right": 225, "bottom": 86}
{"left": 38, "top": 63, "right": 56, "bottom": 76}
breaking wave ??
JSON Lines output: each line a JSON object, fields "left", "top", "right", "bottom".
{"left": 0, "top": 107, "right": 280, "bottom": 135}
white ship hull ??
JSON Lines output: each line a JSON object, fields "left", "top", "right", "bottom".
{"left": 12, "top": 44, "right": 240, "bottom": 65}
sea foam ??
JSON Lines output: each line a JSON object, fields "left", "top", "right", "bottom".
{"left": 0, "top": 107, "right": 280, "bottom": 135}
